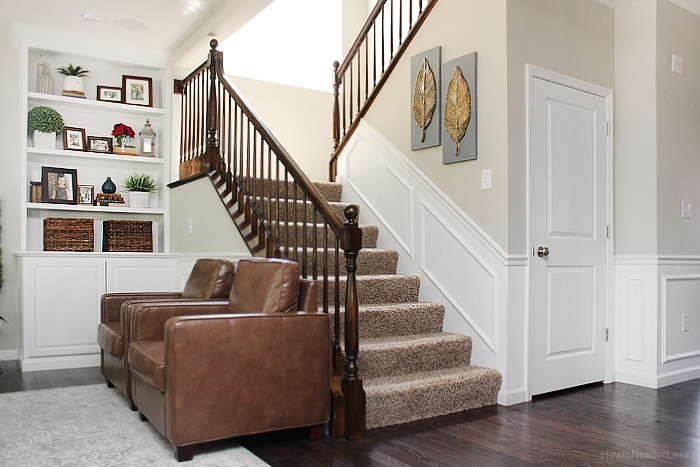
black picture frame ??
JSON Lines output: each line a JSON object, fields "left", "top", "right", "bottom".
{"left": 41, "top": 166, "right": 78, "bottom": 205}
{"left": 122, "top": 75, "right": 153, "bottom": 107}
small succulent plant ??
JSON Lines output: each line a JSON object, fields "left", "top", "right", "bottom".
{"left": 56, "top": 63, "right": 90, "bottom": 77}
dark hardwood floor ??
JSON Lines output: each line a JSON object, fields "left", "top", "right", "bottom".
{"left": 1, "top": 359, "right": 698, "bottom": 466}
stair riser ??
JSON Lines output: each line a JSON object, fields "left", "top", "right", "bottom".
{"left": 331, "top": 304, "right": 444, "bottom": 338}
{"left": 293, "top": 248, "right": 399, "bottom": 277}
{"left": 273, "top": 223, "right": 379, "bottom": 249}
{"left": 364, "top": 368, "right": 502, "bottom": 429}
{"left": 322, "top": 275, "right": 420, "bottom": 307}
{"left": 358, "top": 336, "right": 472, "bottom": 379}
{"left": 238, "top": 177, "right": 343, "bottom": 203}
{"left": 264, "top": 198, "right": 348, "bottom": 223}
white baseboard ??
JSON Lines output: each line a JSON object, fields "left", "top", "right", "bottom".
{"left": 497, "top": 387, "right": 528, "bottom": 406}
{"left": 657, "top": 365, "right": 700, "bottom": 388}
{"left": 19, "top": 354, "right": 100, "bottom": 373}
{"left": 0, "top": 349, "right": 18, "bottom": 361}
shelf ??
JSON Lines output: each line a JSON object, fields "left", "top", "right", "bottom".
{"left": 28, "top": 92, "right": 165, "bottom": 116}
{"left": 27, "top": 202, "right": 164, "bottom": 215}
{"left": 27, "top": 147, "right": 164, "bottom": 165}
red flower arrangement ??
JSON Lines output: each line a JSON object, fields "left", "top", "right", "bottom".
{"left": 112, "top": 123, "right": 135, "bottom": 147}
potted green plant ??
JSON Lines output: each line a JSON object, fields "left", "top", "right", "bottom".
{"left": 123, "top": 173, "right": 157, "bottom": 208}
{"left": 28, "top": 106, "right": 64, "bottom": 149}
{"left": 57, "top": 63, "right": 89, "bottom": 98}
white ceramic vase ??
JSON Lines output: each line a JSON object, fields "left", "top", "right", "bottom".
{"left": 33, "top": 130, "right": 56, "bottom": 149}
{"left": 128, "top": 191, "right": 151, "bottom": 209}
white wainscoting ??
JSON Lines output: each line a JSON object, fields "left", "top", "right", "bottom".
{"left": 337, "top": 121, "right": 528, "bottom": 405}
{"left": 615, "top": 255, "right": 700, "bottom": 388}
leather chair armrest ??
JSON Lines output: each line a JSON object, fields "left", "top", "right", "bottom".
{"left": 101, "top": 292, "right": 183, "bottom": 323}
{"left": 163, "top": 312, "right": 330, "bottom": 445}
{"left": 130, "top": 300, "right": 229, "bottom": 342}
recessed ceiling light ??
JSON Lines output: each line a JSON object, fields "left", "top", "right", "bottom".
{"left": 82, "top": 13, "right": 102, "bottom": 22}
{"left": 115, "top": 19, "right": 147, "bottom": 31}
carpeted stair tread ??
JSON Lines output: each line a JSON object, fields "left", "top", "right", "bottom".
{"left": 323, "top": 274, "right": 421, "bottom": 306}
{"left": 264, "top": 197, "right": 348, "bottom": 222}
{"left": 331, "top": 302, "right": 444, "bottom": 338}
{"left": 355, "top": 332, "right": 472, "bottom": 379}
{"left": 363, "top": 365, "right": 502, "bottom": 429}
{"left": 237, "top": 178, "right": 343, "bottom": 203}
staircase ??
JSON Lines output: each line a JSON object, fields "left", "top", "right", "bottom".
{"left": 174, "top": 0, "right": 502, "bottom": 437}
{"left": 278, "top": 178, "right": 502, "bottom": 429}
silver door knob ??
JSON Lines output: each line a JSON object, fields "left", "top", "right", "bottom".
{"left": 537, "top": 246, "right": 549, "bottom": 257}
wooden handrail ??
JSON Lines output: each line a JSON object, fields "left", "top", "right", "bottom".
{"left": 330, "top": 0, "right": 439, "bottom": 181}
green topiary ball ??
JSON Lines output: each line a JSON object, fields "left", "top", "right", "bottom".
{"left": 28, "top": 106, "right": 65, "bottom": 134}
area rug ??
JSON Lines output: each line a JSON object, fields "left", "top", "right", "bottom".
{"left": 0, "top": 384, "right": 269, "bottom": 466}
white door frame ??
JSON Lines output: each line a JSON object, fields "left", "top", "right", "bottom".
{"left": 525, "top": 64, "right": 614, "bottom": 399}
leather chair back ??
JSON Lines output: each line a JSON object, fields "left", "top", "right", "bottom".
{"left": 227, "top": 257, "right": 300, "bottom": 313}
{"left": 182, "top": 258, "right": 235, "bottom": 299}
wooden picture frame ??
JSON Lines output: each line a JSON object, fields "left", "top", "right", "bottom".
{"left": 87, "top": 136, "right": 113, "bottom": 154}
{"left": 97, "top": 86, "right": 122, "bottom": 103}
{"left": 41, "top": 166, "right": 78, "bottom": 204}
{"left": 63, "top": 127, "right": 86, "bottom": 152}
{"left": 122, "top": 75, "right": 153, "bottom": 107}
{"left": 78, "top": 185, "right": 95, "bottom": 205}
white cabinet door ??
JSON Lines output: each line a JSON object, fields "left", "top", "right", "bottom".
{"left": 21, "top": 256, "right": 105, "bottom": 363}
{"left": 106, "top": 257, "right": 179, "bottom": 292}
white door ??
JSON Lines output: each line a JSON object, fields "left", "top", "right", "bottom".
{"left": 530, "top": 74, "right": 610, "bottom": 396}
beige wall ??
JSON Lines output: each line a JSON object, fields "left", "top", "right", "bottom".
{"left": 169, "top": 176, "right": 250, "bottom": 255}
{"left": 0, "top": 33, "right": 22, "bottom": 352}
{"left": 228, "top": 76, "right": 333, "bottom": 181}
{"left": 615, "top": 0, "right": 659, "bottom": 255}
{"left": 506, "top": 0, "right": 615, "bottom": 253}
{"left": 656, "top": 0, "right": 700, "bottom": 255}
{"left": 363, "top": 0, "right": 510, "bottom": 249}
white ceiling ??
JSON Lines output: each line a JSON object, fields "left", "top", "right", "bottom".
{"left": 0, "top": 0, "right": 272, "bottom": 68}
{"left": 596, "top": 0, "right": 700, "bottom": 15}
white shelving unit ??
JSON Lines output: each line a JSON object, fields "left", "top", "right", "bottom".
{"left": 12, "top": 25, "right": 180, "bottom": 371}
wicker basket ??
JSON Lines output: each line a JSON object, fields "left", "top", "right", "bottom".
{"left": 102, "top": 220, "right": 153, "bottom": 252}
{"left": 43, "top": 218, "right": 95, "bottom": 252}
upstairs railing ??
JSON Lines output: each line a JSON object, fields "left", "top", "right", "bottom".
{"left": 175, "top": 40, "right": 365, "bottom": 440}
{"left": 330, "top": 0, "right": 439, "bottom": 181}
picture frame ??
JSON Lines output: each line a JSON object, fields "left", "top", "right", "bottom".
{"left": 41, "top": 166, "right": 78, "bottom": 204}
{"left": 97, "top": 86, "right": 122, "bottom": 103}
{"left": 78, "top": 185, "right": 95, "bottom": 205}
{"left": 122, "top": 75, "right": 153, "bottom": 107}
{"left": 63, "top": 127, "right": 86, "bottom": 152}
{"left": 87, "top": 136, "right": 113, "bottom": 154}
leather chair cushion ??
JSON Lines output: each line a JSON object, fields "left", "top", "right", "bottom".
{"left": 97, "top": 322, "right": 122, "bottom": 357}
{"left": 182, "top": 259, "right": 235, "bottom": 299}
{"left": 227, "top": 258, "right": 300, "bottom": 314}
{"left": 129, "top": 341, "right": 165, "bottom": 392}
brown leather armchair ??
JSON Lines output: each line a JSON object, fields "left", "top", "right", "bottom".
{"left": 127, "top": 257, "right": 329, "bottom": 461}
{"left": 97, "top": 258, "right": 235, "bottom": 408}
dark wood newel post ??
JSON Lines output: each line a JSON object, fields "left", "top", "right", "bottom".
{"left": 341, "top": 205, "right": 365, "bottom": 439}
{"left": 330, "top": 61, "right": 340, "bottom": 182}
{"left": 205, "top": 39, "right": 221, "bottom": 172}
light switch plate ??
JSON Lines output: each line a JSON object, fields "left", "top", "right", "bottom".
{"left": 672, "top": 54, "right": 683, "bottom": 74}
{"left": 682, "top": 200, "right": 692, "bottom": 219}
{"left": 481, "top": 169, "right": 492, "bottom": 190}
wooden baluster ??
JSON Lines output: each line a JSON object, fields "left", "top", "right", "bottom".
{"left": 331, "top": 61, "right": 340, "bottom": 181}
{"left": 341, "top": 205, "right": 365, "bottom": 440}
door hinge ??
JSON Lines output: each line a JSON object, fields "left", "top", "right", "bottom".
{"left": 606, "top": 121, "right": 611, "bottom": 135}
{"left": 606, "top": 225, "right": 610, "bottom": 239}
{"left": 606, "top": 328, "right": 609, "bottom": 342}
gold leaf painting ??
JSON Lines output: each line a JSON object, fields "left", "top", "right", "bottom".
{"left": 413, "top": 58, "right": 437, "bottom": 143}
{"left": 444, "top": 66, "right": 471, "bottom": 157}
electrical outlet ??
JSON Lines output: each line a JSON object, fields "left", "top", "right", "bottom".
{"left": 187, "top": 218, "right": 193, "bottom": 235}
{"left": 682, "top": 313, "right": 689, "bottom": 332}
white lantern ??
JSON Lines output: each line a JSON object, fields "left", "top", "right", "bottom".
{"left": 139, "top": 119, "right": 156, "bottom": 157}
